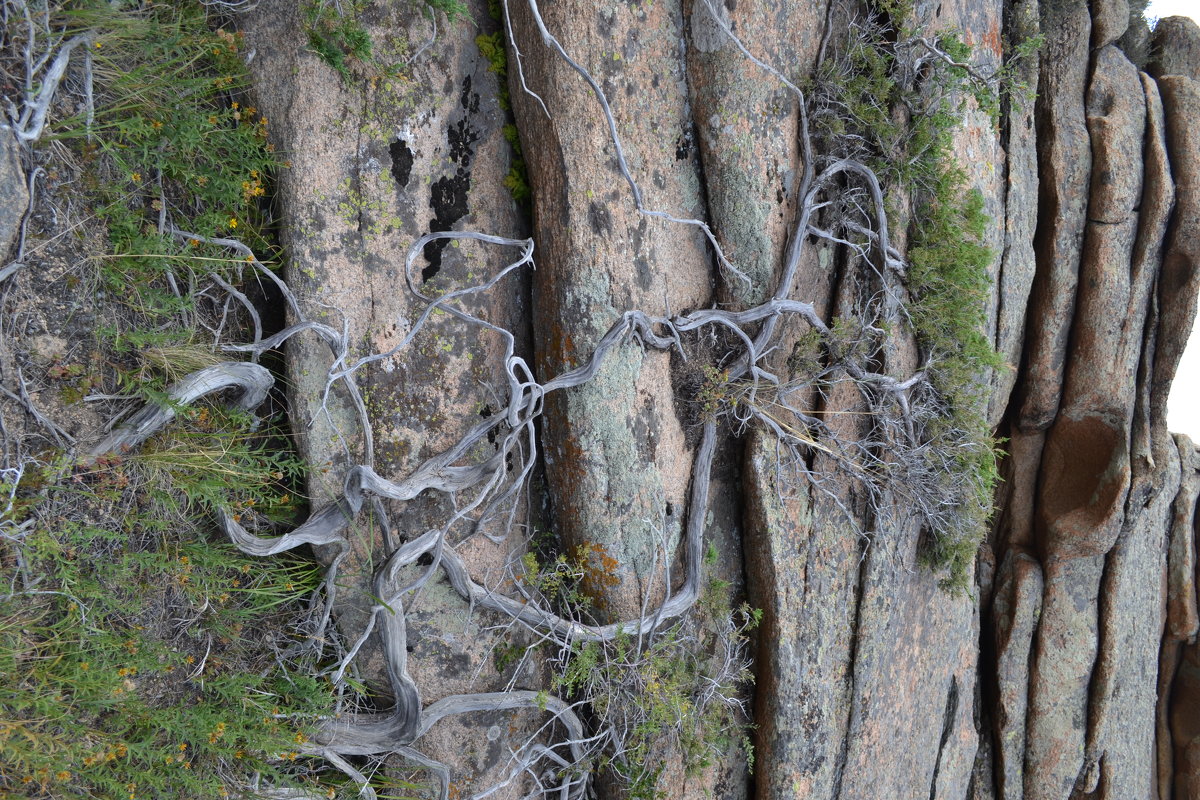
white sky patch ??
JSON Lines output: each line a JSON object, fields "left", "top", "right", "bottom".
{"left": 1146, "top": 2, "right": 1200, "bottom": 438}
{"left": 1145, "top": 0, "right": 1199, "bottom": 24}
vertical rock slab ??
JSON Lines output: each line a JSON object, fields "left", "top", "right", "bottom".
{"left": 1167, "top": 436, "right": 1199, "bottom": 643}
{"left": 1015, "top": 0, "right": 1091, "bottom": 432}
{"left": 1151, "top": 75, "right": 1200, "bottom": 436}
{"left": 1024, "top": 555, "right": 1105, "bottom": 800}
{"left": 1082, "top": 69, "right": 1176, "bottom": 799}
{"left": 1024, "top": 45, "right": 1145, "bottom": 800}
{"left": 836, "top": 514, "right": 979, "bottom": 800}
{"left": 1155, "top": 437, "right": 1197, "bottom": 800}
{"left": 1090, "top": 442, "right": 1180, "bottom": 798}
{"left": 242, "top": 2, "right": 543, "bottom": 794}
{"left": 992, "top": 550, "right": 1043, "bottom": 800}
{"left": 1089, "top": 0, "right": 1128, "bottom": 50}
{"left": 507, "top": 0, "right": 712, "bottom": 623}
{"left": 744, "top": 433, "right": 858, "bottom": 800}
{"left": 683, "top": 0, "right": 826, "bottom": 308}
{"left": 990, "top": 0, "right": 1041, "bottom": 425}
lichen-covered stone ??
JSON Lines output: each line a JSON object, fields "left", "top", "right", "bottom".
{"left": 684, "top": 0, "right": 826, "bottom": 309}
{"left": 507, "top": 0, "right": 712, "bottom": 626}
{"left": 242, "top": 1, "right": 544, "bottom": 793}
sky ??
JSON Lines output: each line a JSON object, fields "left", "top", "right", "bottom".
{"left": 1149, "top": 1, "right": 1200, "bottom": 438}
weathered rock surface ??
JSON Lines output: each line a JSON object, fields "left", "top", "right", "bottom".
{"left": 0, "top": 130, "right": 27, "bottom": 260}
{"left": 507, "top": 0, "right": 712, "bottom": 623}
{"left": 1016, "top": 0, "right": 1091, "bottom": 432}
{"left": 990, "top": 0, "right": 1040, "bottom": 425}
{"left": 1150, "top": 16, "right": 1200, "bottom": 81}
{"left": 245, "top": 0, "right": 1200, "bottom": 797}
{"left": 242, "top": 1, "right": 548, "bottom": 794}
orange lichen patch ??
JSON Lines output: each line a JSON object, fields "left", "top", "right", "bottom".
{"left": 578, "top": 541, "right": 622, "bottom": 601}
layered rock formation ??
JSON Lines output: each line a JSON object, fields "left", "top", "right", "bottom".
{"left": 238, "top": 1, "right": 1200, "bottom": 798}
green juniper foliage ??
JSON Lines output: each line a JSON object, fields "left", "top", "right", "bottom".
{"left": 812, "top": 0, "right": 1022, "bottom": 589}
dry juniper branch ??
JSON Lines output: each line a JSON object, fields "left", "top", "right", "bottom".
{"left": 1, "top": 0, "right": 93, "bottom": 143}
{"left": 83, "top": 0, "right": 999, "bottom": 793}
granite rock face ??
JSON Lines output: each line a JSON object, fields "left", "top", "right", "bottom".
{"left": 242, "top": 1, "right": 546, "bottom": 795}
{"left": 242, "top": 0, "right": 1200, "bottom": 798}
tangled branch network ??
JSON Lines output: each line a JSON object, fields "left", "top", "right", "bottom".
{"left": 76, "top": 1, "right": 994, "bottom": 796}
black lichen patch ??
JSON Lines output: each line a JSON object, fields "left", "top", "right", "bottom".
{"left": 389, "top": 139, "right": 414, "bottom": 188}
{"left": 423, "top": 172, "right": 472, "bottom": 281}
{"left": 459, "top": 73, "right": 480, "bottom": 114}
{"left": 675, "top": 126, "right": 693, "bottom": 160}
{"left": 447, "top": 118, "right": 478, "bottom": 164}
{"left": 588, "top": 201, "right": 613, "bottom": 236}
{"left": 422, "top": 75, "right": 481, "bottom": 281}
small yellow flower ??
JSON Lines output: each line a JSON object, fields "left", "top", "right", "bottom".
{"left": 56, "top": 771, "right": 71, "bottom": 781}
{"left": 93, "top": 41, "right": 102, "bottom": 49}
{"left": 130, "top": 172, "right": 141, "bottom": 183}
{"left": 228, "top": 217, "right": 238, "bottom": 229}
{"left": 231, "top": 102, "right": 239, "bottom": 110}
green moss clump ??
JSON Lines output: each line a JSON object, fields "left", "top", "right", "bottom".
{"left": 475, "top": 32, "right": 533, "bottom": 206}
